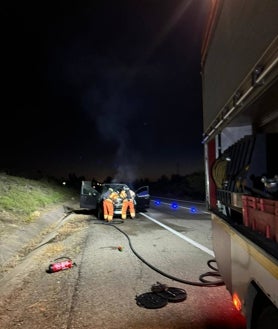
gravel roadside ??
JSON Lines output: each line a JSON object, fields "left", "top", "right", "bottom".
{"left": 0, "top": 200, "right": 80, "bottom": 287}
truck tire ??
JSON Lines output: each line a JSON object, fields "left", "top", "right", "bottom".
{"left": 254, "top": 304, "right": 278, "bottom": 329}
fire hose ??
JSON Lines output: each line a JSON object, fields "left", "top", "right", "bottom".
{"left": 100, "top": 221, "right": 224, "bottom": 287}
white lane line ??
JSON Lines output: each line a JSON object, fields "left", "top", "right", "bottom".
{"left": 140, "top": 212, "right": 215, "bottom": 257}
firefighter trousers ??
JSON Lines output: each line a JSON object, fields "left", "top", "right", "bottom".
{"left": 121, "top": 200, "right": 135, "bottom": 220}
{"left": 103, "top": 199, "right": 114, "bottom": 221}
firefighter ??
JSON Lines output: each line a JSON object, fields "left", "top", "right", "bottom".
{"left": 119, "top": 186, "right": 136, "bottom": 220}
{"left": 103, "top": 188, "right": 118, "bottom": 222}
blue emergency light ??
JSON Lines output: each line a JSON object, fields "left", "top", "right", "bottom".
{"left": 171, "top": 202, "right": 178, "bottom": 209}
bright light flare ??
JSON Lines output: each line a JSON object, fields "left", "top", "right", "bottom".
{"left": 190, "top": 207, "right": 197, "bottom": 213}
{"left": 171, "top": 202, "right": 179, "bottom": 209}
{"left": 232, "top": 293, "right": 242, "bottom": 311}
{"left": 154, "top": 200, "right": 161, "bottom": 206}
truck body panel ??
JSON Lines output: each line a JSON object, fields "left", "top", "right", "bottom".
{"left": 201, "top": 1, "right": 278, "bottom": 328}
{"left": 202, "top": 0, "right": 278, "bottom": 133}
{"left": 212, "top": 215, "right": 278, "bottom": 302}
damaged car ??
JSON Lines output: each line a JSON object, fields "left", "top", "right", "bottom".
{"left": 80, "top": 181, "right": 150, "bottom": 220}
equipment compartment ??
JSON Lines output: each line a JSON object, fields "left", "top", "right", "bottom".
{"left": 242, "top": 195, "right": 278, "bottom": 242}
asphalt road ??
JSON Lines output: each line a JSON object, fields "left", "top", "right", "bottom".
{"left": 67, "top": 198, "right": 246, "bottom": 328}
{"left": 0, "top": 198, "right": 247, "bottom": 328}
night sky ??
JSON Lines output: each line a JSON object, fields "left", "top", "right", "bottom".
{"left": 1, "top": 0, "right": 210, "bottom": 182}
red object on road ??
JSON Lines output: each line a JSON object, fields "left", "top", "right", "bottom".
{"left": 47, "top": 257, "right": 76, "bottom": 273}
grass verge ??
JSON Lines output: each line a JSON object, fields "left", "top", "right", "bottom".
{"left": 0, "top": 172, "right": 78, "bottom": 223}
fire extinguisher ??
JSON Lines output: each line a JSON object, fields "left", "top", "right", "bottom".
{"left": 47, "top": 257, "right": 77, "bottom": 273}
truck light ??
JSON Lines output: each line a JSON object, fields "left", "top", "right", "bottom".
{"left": 232, "top": 292, "right": 242, "bottom": 311}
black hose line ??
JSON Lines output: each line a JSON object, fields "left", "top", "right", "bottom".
{"left": 97, "top": 221, "right": 224, "bottom": 287}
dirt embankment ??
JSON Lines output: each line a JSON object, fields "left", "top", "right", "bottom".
{"left": 0, "top": 203, "right": 91, "bottom": 329}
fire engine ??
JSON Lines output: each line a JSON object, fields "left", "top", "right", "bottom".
{"left": 201, "top": 1, "right": 278, "bottom": 328}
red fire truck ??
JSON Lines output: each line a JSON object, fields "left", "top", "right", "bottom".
{"left": 201, "top": 1, "right": 278, "bottom": 328}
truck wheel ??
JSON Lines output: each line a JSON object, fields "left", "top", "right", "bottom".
{"left": 254, "top": 304, "right": 278, "bottom": 329}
